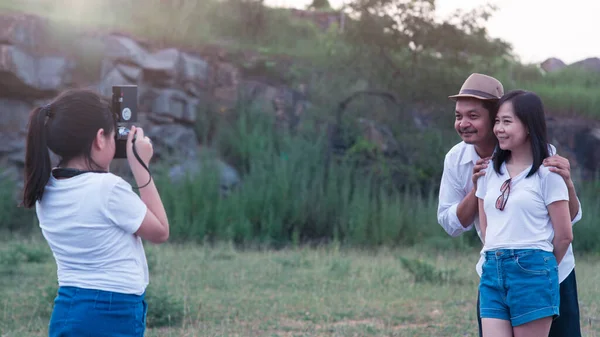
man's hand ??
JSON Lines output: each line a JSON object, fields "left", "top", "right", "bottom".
{"left": 543, "top": 154, "right": 572, "bottom": 186}
{"left": 544, "top": 154, "right": 581, "bottom": 221}
{"left": 472, "top": 157, "right": 491, "bottom": 189}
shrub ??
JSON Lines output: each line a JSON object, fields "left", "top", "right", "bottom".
{"left": 144, "top": 283, "right": 185, "bottom": 328}
{"left": 398, "top": 256, "right": 458, "bottom": 284}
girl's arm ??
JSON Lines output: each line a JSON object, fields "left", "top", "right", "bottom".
{"left": 548, "top": 200, "right": 573, "bottom": 265}
{"left": 474, "top": 169, "right": 488, "bottom": 243}
{"left": 478, "top": 198, "right": 487, "bottom": 244}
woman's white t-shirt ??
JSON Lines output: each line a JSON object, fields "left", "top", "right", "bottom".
{"left": 36, "top": 172, "right": 149, "bottom": 295}
{"left": 475, "top": 161, "right": 569, "bottom": 253}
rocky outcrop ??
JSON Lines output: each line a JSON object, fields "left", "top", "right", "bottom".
{"left": 0, "top": 13, "right": 309, "bottom": 192}
{"left": 540, "top": 57, "right": 566, "bottom": 73}
{"left": 540, "top": 57, "right": 600, "bottom": 74}
{"left": 569, "top": 57, "right": 600, "bottom": 73}
{"left": 546, "top": 117, "right": 600, "bottom": 180}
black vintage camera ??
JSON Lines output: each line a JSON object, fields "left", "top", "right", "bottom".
{"left": 112, "top": 85, "right": 138, "bottom": 159}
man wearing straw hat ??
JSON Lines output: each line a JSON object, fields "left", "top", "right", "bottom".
{"left": 437, "top": 73, "right": 583, "bottom": 337}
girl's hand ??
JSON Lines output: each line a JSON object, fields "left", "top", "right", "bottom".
{"left": 126, "top": 126, "right": 154, "bottom": 170}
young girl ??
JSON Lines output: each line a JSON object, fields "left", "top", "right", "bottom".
{"left": 475, "top": 90, "right": 573, "bottom": 337}
{"left": 21, "top": 89, "right": 170, "bottom": 336}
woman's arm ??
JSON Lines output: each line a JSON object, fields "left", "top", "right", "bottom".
{"left": 548, "top": 200, "right": 573, "bottom": 265}
{"left": 478, "top": 198, "right": 487, "bottom": 244}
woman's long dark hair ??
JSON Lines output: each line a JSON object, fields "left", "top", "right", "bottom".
{"left": 493, "top": 90, "right": 550, "bottom": 177}
{"left": 21, "top": 89, "right": 116, "bottom": 208}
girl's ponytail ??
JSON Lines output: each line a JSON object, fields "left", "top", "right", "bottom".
{"left": 21, "top": 106, "right": 53, "bottom": 208}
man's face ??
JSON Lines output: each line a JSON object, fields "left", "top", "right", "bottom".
{"left": 454, "top": 98, "right": 494, "bottom": 146}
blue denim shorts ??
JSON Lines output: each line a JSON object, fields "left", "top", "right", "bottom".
{"left": 49, "top": 286, "right": 147, "bottom": 337}
{"left": 479, "top": 249, "right": 560, "bottom": 326}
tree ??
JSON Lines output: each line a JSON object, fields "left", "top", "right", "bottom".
{"left": 341, "top": 0, "right": 513, "bottom": 103}
{"left": 345, "top": 0, "right": 510, "bottom": 59}
{"left": 308, "top": 0, "right": 332, "bottom": 10}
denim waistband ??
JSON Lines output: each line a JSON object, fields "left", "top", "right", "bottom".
{"left": 484, "top": 248, "right": 550, "bottom": 259}
{"left": 58, "top": 286, "right": 145, "bottom": 304}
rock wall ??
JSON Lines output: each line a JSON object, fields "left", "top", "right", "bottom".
{"left": 0, "top": 13, "right": 308, "bottom": 190}
{"left": 0, "top": 12, "right": 599, "bottom": 192}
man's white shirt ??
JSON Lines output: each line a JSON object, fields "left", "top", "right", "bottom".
{"left": 437, "top": 141, "right": 582, "bottom": 283}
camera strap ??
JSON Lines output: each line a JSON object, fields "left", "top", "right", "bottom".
{"left": 51, "top": 168, "right": 107, "bottom": 179}
{"left": 130, "top": 136, "right": 153, "bottom": 189}
{"left": 49, "top": 135, "right": 152, "bottom": 188}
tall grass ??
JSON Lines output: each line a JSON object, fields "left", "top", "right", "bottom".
{"left": 571, "top": 176, "right": 600, "bottom": 253}
{"left": 1, "top": 103, "right": 599, "bottom": 252}
{"left": 150, "top": 99, "right": 600, "bottom": 251}
{"left": 516, "top": 68, "right": 600, "bottom": 119}
{"left": 0, "top": 171, "right": 36, "bottom": 233}
{"left": 153, "top": 103, "right": 444, "bottom": 248}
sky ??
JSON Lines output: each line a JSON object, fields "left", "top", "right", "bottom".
{"left": 263, "top": 0, "right": 600, "bottom": 65}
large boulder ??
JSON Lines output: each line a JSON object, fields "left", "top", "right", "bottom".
{"left": 0, "top": 45, "right": 75, "bottom": 99}
{"left": 546, "top": 117, "right": 600, "bottom": 179}
{"left": 0, "top": 99, "right": 31, "bottom": 168}
{"left": 141, "top": 88, "right": 199, "bottom": 124}
{"left": 0, "top": 13, "right": 75, "bottom": 99}
{"left": 179, "top": 52, "right": 211, "bottom": 96}
{"left": 0, "top": 13, "right": 51, "bottom": 54}
{"left": 103, "top": 34, "right": 149, "bottom": 68}
{"left": 574, "top": 128, "right": 600, "bottom": 178}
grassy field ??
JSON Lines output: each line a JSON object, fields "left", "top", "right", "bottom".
{"left": 2, "top": 237, "right": 600, "bottom": 337}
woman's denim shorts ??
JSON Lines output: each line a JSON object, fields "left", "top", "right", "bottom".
{"left": 49, "top": 286, "right": 147, "bottom": 337}
{"left": 479, "top": 248, "right": 560, "bottom": 327}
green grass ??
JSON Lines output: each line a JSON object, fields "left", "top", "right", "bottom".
{"left": 512, "top": 67, "right": 600, "bottom": 119}
{"left": 1, "top": 238, "right": 600, "bottom": 336}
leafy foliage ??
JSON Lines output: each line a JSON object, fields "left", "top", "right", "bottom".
{"left": 337, "top": 0, "right": 512, "bottom": 106}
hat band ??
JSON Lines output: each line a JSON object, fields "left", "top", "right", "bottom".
{"left": 460, "top": 89, "right": 499, "bottom": 99}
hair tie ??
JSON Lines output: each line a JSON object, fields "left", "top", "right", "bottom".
{"left": 41, "top": 104, "right": 52, "bottom": 118}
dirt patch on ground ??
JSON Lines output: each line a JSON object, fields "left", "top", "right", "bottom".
{"left": 276, "top": 317, "right": 442, "bottom": 333}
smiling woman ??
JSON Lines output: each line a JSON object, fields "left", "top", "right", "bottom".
{"left": 492, "top": 90, "right": 550, "bottom": 177}
{"left": 476, "top": 89, "right": 576, "bottom": 337}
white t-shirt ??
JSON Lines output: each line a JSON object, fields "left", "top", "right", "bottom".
{"left": 437, "top": 141, "right": 581, "bottom": 283}
{"left": 36, "top": 172, "right": 149, "bottom": 295}
{"left": 476, "top": 161, "right": 569, "bottom": 253}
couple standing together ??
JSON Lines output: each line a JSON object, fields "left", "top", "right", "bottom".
{"left": 437, "top": 73, "right": 582, "bottom": 337}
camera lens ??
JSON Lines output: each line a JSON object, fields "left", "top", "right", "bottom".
{"left": 118, "top": 127, "right": 130, "bottom": 137}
